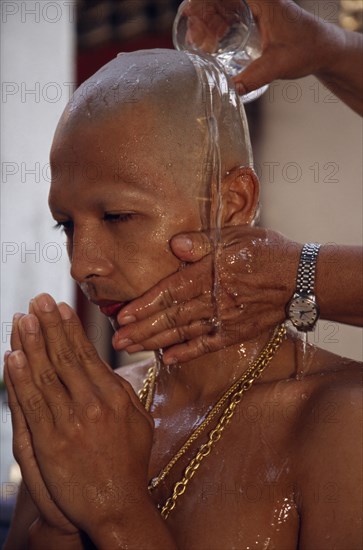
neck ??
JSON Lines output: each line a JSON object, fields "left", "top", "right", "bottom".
{"left": 154, "top": 328, "right": 277, "bottom": 405}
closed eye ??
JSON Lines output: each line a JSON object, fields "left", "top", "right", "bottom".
{"left": 52, "top": 213, "right": 135, "bottom": 233}
{"left": 103, "top": 213, "right": 135, "bottom": 223}
{"left": 53, "top": 220, "right": 73, "bottom": 233}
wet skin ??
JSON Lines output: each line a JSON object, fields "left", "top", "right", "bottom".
{"left": 50, "top": 109, "right": 363, "bottom": 547}
{"left": 5, "top": 58, "right": 363, "bottom": 548}
{"left": 7, "top": 307, "right": 362, "bottom": 549}
{"left": 120, "top": 344, "right": 361, "bottom": 550}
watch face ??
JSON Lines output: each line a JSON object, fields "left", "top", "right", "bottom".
{"left": 288, "top": 296, "right": 318, "bottom": 330}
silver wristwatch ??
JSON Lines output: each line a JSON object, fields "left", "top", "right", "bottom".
{"left": 286, "top": 243, "right": 321, "bottom": 332}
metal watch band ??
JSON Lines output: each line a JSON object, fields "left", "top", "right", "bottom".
{"left": 296, "top": 243, "right": 321, "bottom": 295}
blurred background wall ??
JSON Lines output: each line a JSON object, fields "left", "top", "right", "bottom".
{"left": 258, "top": 1, "right": 362, "bottom": 360}
{"left": 1, "top": 0, "right": 75, "bottom": 536}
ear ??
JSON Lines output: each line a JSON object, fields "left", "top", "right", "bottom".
{"left": 220, "top": 166, "right": 260, "bottom": 226}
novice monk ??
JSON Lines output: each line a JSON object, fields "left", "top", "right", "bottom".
{"left": 4, "top": 50, "right": 362, "bottom": 550}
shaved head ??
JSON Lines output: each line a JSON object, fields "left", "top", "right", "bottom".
{"left": 51, "top": 49, "right": 253, "bottom": 227}
{"left": 49, "top": 49, "right": 257, "bottom": 307}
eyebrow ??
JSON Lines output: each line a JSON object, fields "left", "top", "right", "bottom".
{"left": 48, "top": 182, "right": 160, "bottom": 217}
{"left": 48, "top": 205, "right": 70, "bottom": 218}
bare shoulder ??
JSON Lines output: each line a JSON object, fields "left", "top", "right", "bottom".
{"left": 291, "top": 347, "right": 362, "bottom": 549}
{"left": 114, "top": 356, "right": 155, "bottom": 394}
{"left": 298, "top": 344, "right": 362, "bottom": 419}
{"left": 291, "top": 341, "right": 362, "bottom": 442}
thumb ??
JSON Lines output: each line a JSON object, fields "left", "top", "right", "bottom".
{"left": 233, "top": 51, "right": 278, "bottom": 95}
{"left": 170, "top": 231, "right": 212, "bottom": 262}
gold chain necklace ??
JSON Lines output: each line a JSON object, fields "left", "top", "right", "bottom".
{"left": 138, "top": 363, "right": 157, "bottom": 412}
{"left": 138, "top": 323, "right": 286, "bottom": 519}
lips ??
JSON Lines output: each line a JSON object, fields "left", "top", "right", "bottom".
{"left": 97, "top": 301, "right": 128, "bottom": 318}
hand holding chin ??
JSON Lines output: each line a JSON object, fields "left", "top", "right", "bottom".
{"left": 113, "top": 227, "right": 301, "bottom": 364}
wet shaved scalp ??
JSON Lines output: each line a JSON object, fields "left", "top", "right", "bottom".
{"left": 53, "top": 49, "right": 252, "bottom": 222}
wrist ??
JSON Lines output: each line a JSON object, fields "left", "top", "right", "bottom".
{"left": 286, "top": 243, "right": 321, "bottom": 332}
{"left": 314, "top": 20, "right": 347, "bottom": 79}
{"left": 86, "top": 494, "right": 177, "bottom": 550}
{"left": 315, "top": 243, "right": 356, "bottom": 322}
{"left": 28, "top": 518, "right": 82, "bottom": 550}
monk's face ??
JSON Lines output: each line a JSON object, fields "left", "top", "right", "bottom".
{"left": 49, "top": 108, "right": 202, "bottom": 324}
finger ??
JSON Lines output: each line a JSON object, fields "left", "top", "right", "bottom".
{"left": 185, "top": 12, "right": 227, "bottom": 52}
{"left": 233, "top": 51, "right": 279, "bottom": 95}
{"left": 170, "top": 225, "right": 263, "bottom": 262}
{"left": 116, "top": 290, "right": 281, "bottom": 352}
{"left": 170, "top": 231, "right": 212, "bottom": 261}
{"left": 184, "top": 0, "right": 231, "bottom": 28}
{"left": 207, "top": 14, "right": 229, "bottom": 41}
{"left": 162, "top": 330, "right": 237, "bottom": 366}
{"left": 4, "top": 352, "right": 30, "bottom": 440}
{"left": 184, "top": 1, "right": 218, "bottom": 21}
{"left": 123, "top": 320, "right": 213, "bottom": 354}
{"left": 118, "top": 225, "right": 267, "bottom": 325}
{"left": 6, "top": 350, "right": 53, "bottom": 435}
{"left": 113, "top": 293, "right": 212, "bottom": 348}
{"left": 29, "top": 294, "right": 92, "bottom": 393}
{"left": 57, "top": 302, "right": 138, "bottom": 416}
{"left": 11, "top": 313, "right": 25, "bottom": 351}
{"left": 186, "top": 15, "right": 208, "bottom": 48}
{"left": 4, "top": 358, "right": 71, "bottom": 527}
{"left": 17, "top": 314, "right": 67, "bottom": 401}
{"left": 117, "top": 259, "right": 212, "bottom": 324}
{"left": 115, "top": 374, "right": 154, "bottom": 430}
{"left": 57, "top": 301, "right": 115, "bottom": 386}
{"left": 214, "top": 0, "right": 240, "bottom": 24}
{"left": 200, "top": 25, "right": 221, "bottom": 54}
{"left": 162, "top": 308, "right": 281, "bottom": 365}
{"left": 4, "top": 357, "right": 39, "bottom": 474}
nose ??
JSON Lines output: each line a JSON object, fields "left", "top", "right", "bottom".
{"left": 69, "top": 226, "right": 114, "bottom": 283}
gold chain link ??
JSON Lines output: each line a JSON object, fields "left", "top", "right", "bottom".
{"left": 139, "top": 323, "right": 287, "bottom": 520}
{"left": 138, "top": 365, "right": 157, "bottom": 412}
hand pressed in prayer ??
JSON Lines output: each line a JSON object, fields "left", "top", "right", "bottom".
{"left": 5, "top": 295, "right": 154, "bottom": 540}
{"left": 113, "top": 227, "right": 302, "bottom": 365}
{"left": 4, "top": 312, "right": 80, "bottom": 542}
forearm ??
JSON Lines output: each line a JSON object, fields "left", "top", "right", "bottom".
{"left": 316, "top": 245, "right": 363, "bottom": 326}
{"left": 315, "top": 24, "right": 363, "bottom": 115}
{"left": 4, "top": 480, "right": 82, "bottom": 550}
{"left": 3, "top": 481, "right": 38, "bottom": 550}
{"left": 87, "top": 496, "right": 178, "bottom": 550}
